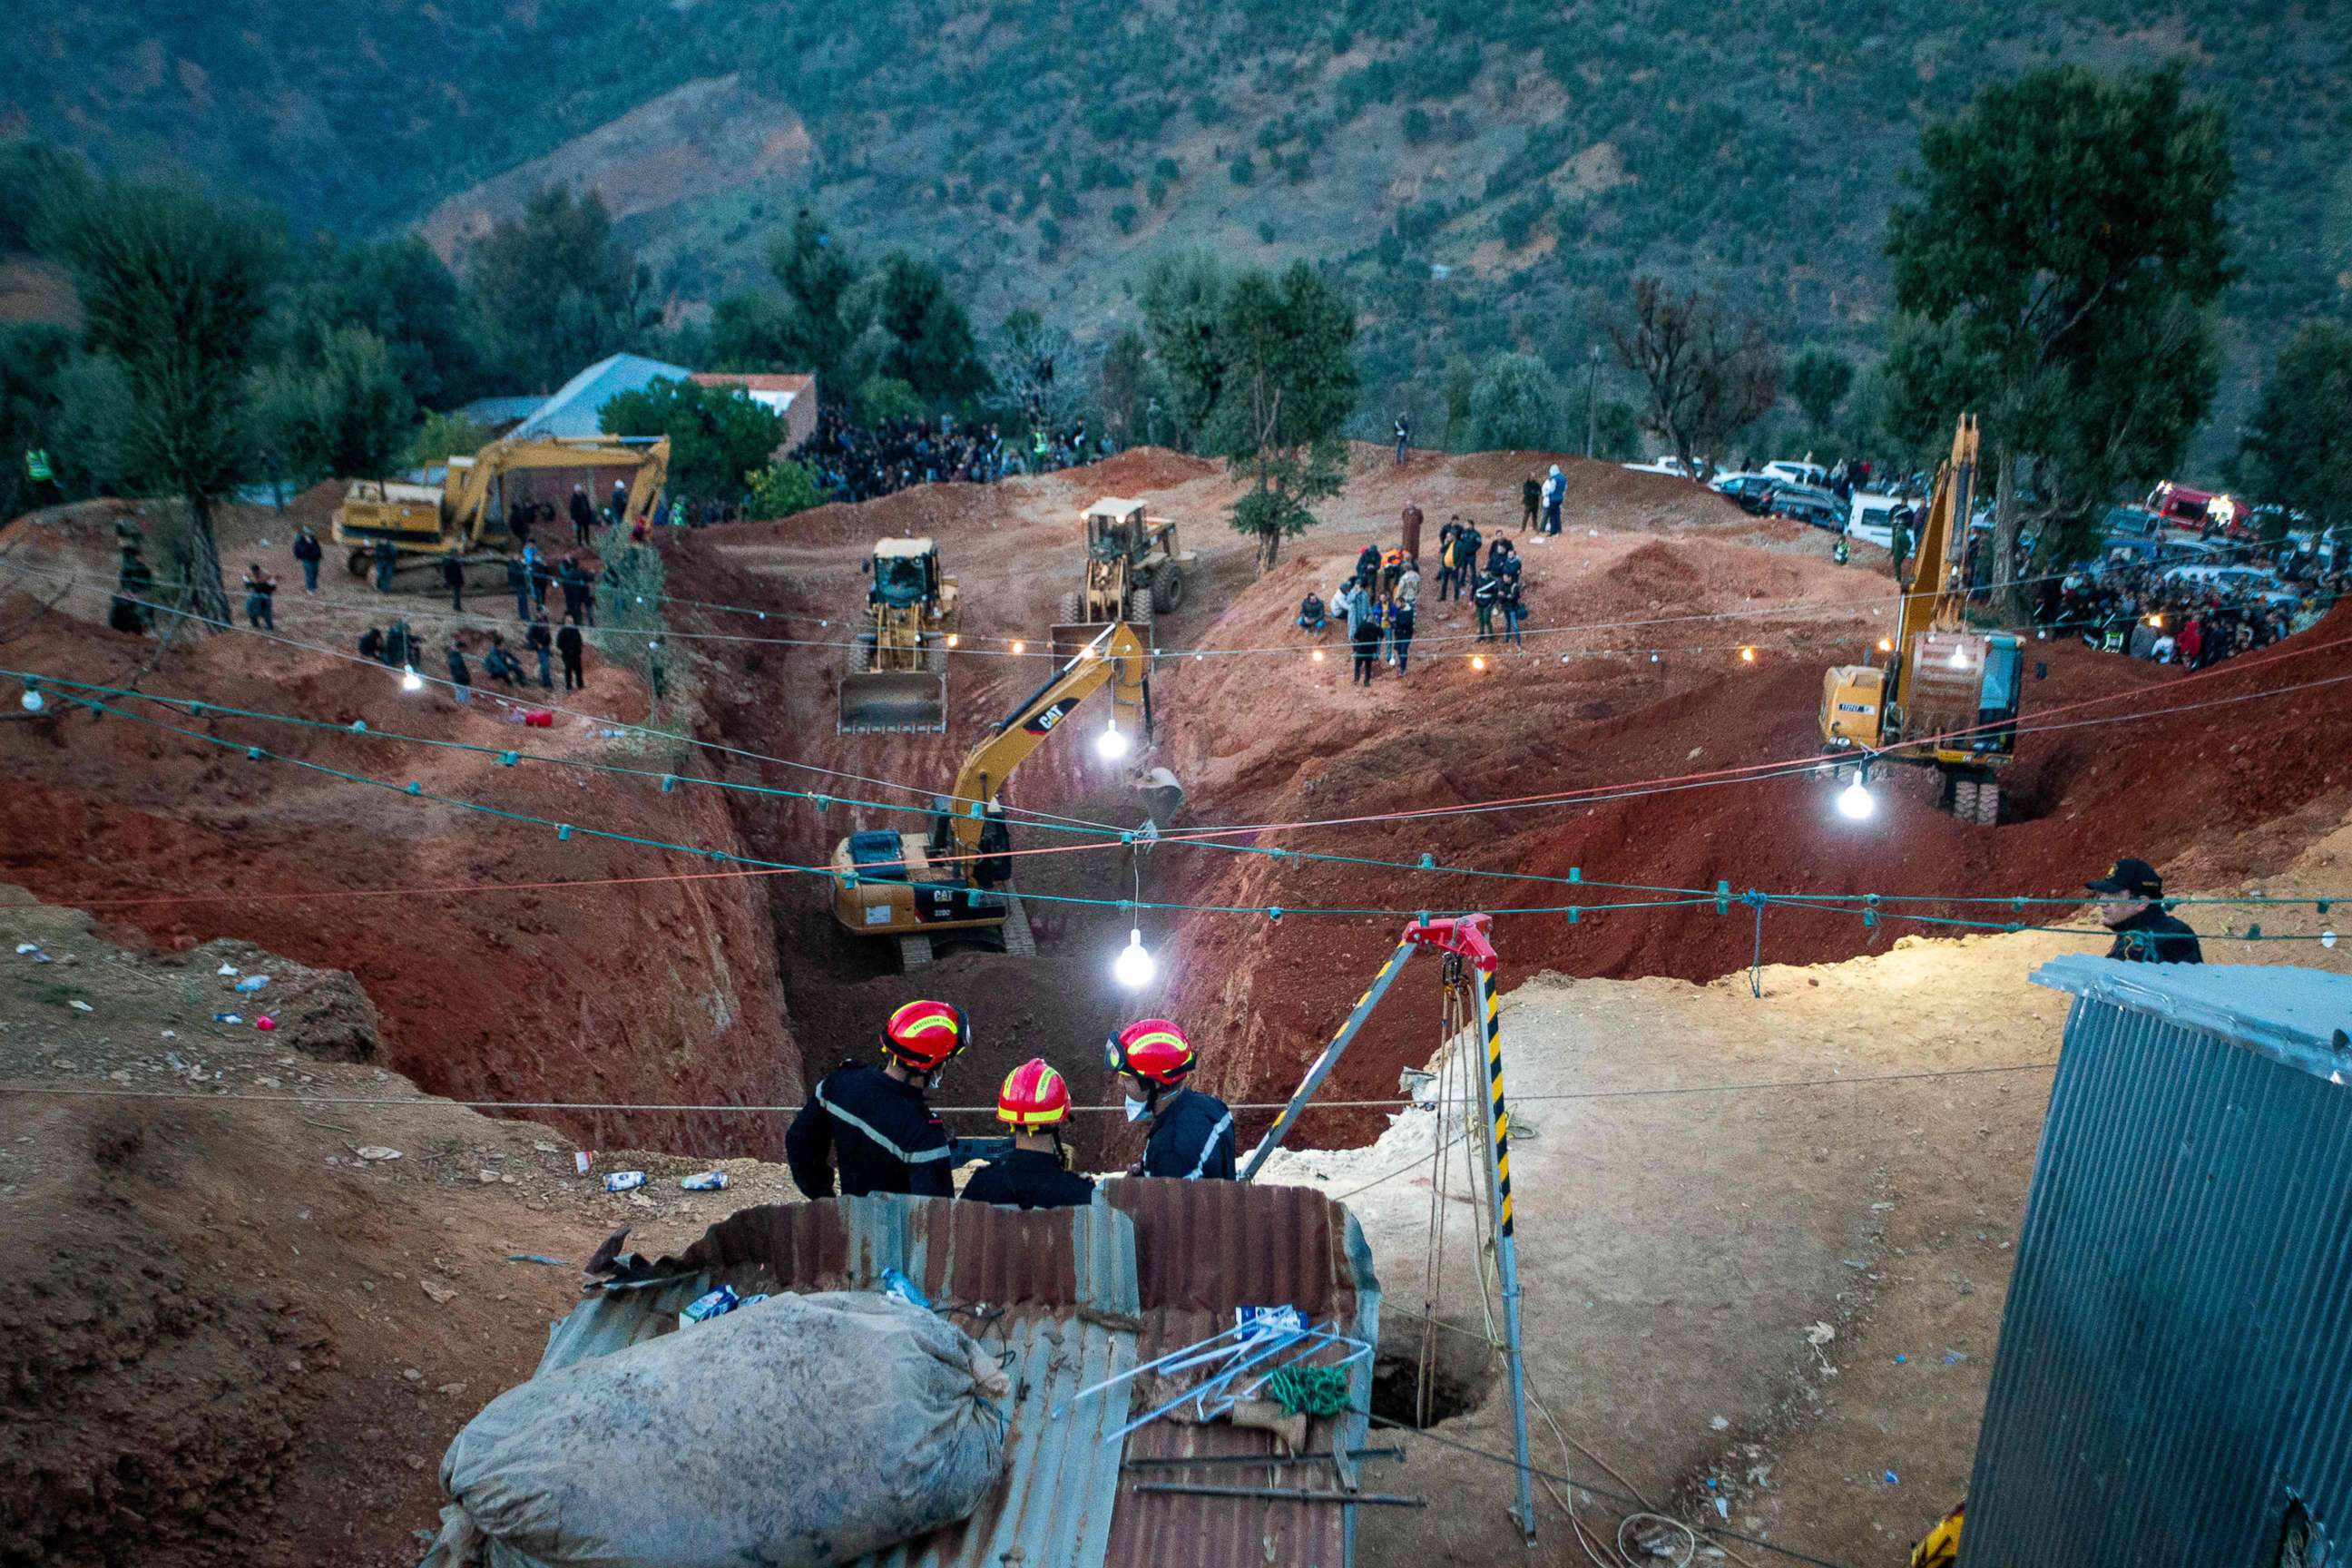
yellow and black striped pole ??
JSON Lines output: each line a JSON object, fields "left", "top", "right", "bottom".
{"left": 1469, "top": 958, "right": 1537, "bottom": 1543}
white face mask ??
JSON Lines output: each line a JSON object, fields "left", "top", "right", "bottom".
{"left": 1123, "top": 1095, "right": 1152, "bottom": 1123}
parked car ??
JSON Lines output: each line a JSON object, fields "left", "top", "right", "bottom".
{"left": 1769, "top": 490, "right": 1846, "bottom": 531}
{"left": 1847, "top": 494, "right": 1913, "bottom": 551}
{"left": 1622, "top": 456, "right": 1701, "bottom": 479}
{"left": 1762, "top": 459, "right": 1828, "bottom": 490}
{"left": 2161, "top": 564, "right": 2282, "bottom": 594}
{"left": 1711, "top": 473, "right": 1780, "bottom": 514}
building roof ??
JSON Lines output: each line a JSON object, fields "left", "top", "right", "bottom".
{"left": 2032, "top": 956, "right": 2352, "bottom": 1083}
{"left": 558, "top": 1183, "right": 1378, "bottom": 1568}
{"left": 689, "top": 372, "right": 815, "bottom": 396}
{"left": 456, "top": 395, "right": 547, "bottom": 427}
{"left": 513, "top": 353, "right": 694, "bottom": 440}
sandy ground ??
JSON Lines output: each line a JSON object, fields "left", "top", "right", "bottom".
{"left": 1265, "top": 805, "right": 2352, "bottom": 1568}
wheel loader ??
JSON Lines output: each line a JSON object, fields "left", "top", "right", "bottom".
{"left": 831, "top": 621, "right": 1173, "bottom": 970}
{"left": 332, "top": 435, "right": 670, "bottom": 580}
{"left": 838, "top": 536, "right": 959, "bottom": 734}
{"left": 1818, "top": 415, "right": 2032, "bottom": 825}
{"left": 1050, "top": 497, "right": 1195, "bottom": 658}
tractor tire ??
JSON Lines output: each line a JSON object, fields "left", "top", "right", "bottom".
{"left": 346, "top": 547, "right": 372, "bottom": 579}
{"left": 1057, "top": 591, "right": 1083, "bottom": 626}
{"left": 1151, "top": 563, "right": 1186, "bottom": 613}
{"left": 1971, "top": 780, "right": 2000, "bottom": 828}
{"left": 1950, "top": 779, "right": 1978, "bottom": 822}
{"left": 1127, "top": 587, "right": 1154, "bottom": 630}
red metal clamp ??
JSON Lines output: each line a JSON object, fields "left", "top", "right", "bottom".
{"left": 1403, "top": 913, "right": 1498, "bottom": 973}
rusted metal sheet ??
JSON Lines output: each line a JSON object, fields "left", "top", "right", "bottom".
{"left": 532, "top": 1182, "right": 1379, "bottom": 1568}
{"left": 1102, "top": 1180, "right": 1384, "bottom": 1568}
{"left": 548, "top": 1196, "right": 1138, "bottom": 1568}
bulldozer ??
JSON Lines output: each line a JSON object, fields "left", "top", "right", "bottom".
{"left": 838, "top": 536, "right": 960, "bottom": 734}
{"left": 1818, "top": 415, "right": 2028, "bottom": 825}
{"left": 331, "top": 434, "right": 671, "bottom": 579}
{"left": 1051, "top": 498, "right": 1194, "bottom": 657}
{"left": 831, "top": 621, "right": 1164, "bottom": 970}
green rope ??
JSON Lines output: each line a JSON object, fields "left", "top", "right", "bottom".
{"left": 1262, "top": 1364, "right": 1353, "bottom": 1417}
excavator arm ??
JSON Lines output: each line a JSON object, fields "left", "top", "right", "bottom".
{"left": 941, "top": 622, "right": 1150, "bottom": 851}
{"left": 443, "top": 436, "right": 673, "bottom": 552}
{"left": 1896, "top": 415, "right": 1979, "bottom": 652}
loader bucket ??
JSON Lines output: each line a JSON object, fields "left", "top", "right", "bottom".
{"left": 838, "top": 671, "right": 948, "bottom": 734}
{"left": 1050, "top": 621, "right": 1123, "bottom": 662}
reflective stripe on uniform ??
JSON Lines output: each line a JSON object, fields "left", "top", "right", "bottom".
{"left": 815, "top": 1085, "right": 953, "bottom": 1162}
{"left": 1185, "top": 1112, "right": 1234, "bottom": 1181}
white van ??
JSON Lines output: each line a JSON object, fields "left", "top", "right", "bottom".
{"left": 1763, "top": 459, "right": 1828, "bottom": 490}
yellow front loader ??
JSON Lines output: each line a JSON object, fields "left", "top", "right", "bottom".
{"left": 832, "top": 622, "right": 1159, "bottom": 970}
{"left": 1050, "top": 497, "right": 1194, "bottom": 657}
{"left": 838, "top": 536, "right": 960, "bottom": 734}
{"left": 332, "top": 434, "right": 671, "bottom": 578}
{"left": 1818, "top": 415, "right": 2028, "bottom": 825}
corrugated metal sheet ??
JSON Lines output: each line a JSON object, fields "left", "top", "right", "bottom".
{"left": 1957, "top": 959, "right": 2352, "bottom": 1566}
{"left": 1103, "top": 1181, "right": 1384, "bottom": 1568}
{"left": 546, "top": 1196, "right": 1138, "bottom": 1568}
{"left": 526, "top": 1183, "right": 1380, "bottom": 1568}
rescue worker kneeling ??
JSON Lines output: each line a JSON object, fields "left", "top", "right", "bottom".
{"left": 786, "top": 1000, "right": 966, "bottom": 1199}
{"left": 1107, "top": 1018, "right": 1236, "bottom": 1181}
{"left": 961, "top": 1059, "right": 1096, "bottom": 1210}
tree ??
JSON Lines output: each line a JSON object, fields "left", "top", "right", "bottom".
{"left": 1606, "top": 276, "right": 1779, "bottom": 474}
{"left": 1203, "top": 262, "right": 1359, "bottom": 570}
{"left": 0, "top": 139, "right": 92, "bottom": 253}
{"left": 600, "top": 377, "right": 783, "bottom": 502}
{"left": 747, "top": 459, "right": 827, "bottom": 519}
{"left": 1788, "top": 349, "right": 1855, "bottom": 431}
{"left": 874, "top": 251, "right": 987, "bottom": 406}
{"left": 1883, "top": 63, "right": 2233, "bottom": 612}
{"left": 48, "top": 181, "right": 277, "bottom": 625}
{"left": 1592, "top": 398, "right": 1642, "bottom": 462}
{"left": 0, "top": 324, "right": 78, "bottom": 521}
{"left": 410, "top": 409, "right": 491, "bottom": 468}
{"left": 1468, "top": 352, "right": 1559, "bottom": 450}
{"left": 2237, "top": 318, "right": 2352, "bottom": 529}
{"left": 466, "top": 186, "right": 653, "bottom": 392}
{"left": 763, "top": 211, "right": 867, "bottom": 390}
{"left": 1440, "top": 355, "right": 1474, "bottom": 450}
{"left": 279, "top": 233, "right": 488, "bottom": 410}
{"left": 855, "top": 375, "right": 925, "bottom": 426}
{"left": 253, "top": 326, "right": 416, "bottom": 484}
{"left": 987, "top": 308, "right": 1088, "bottom": 436}
{"left": 1098, "top": 328, "right": 1155, "bottom": 445}
{"left": 1139, "top": 250, "right": 1230, "bottom": 451}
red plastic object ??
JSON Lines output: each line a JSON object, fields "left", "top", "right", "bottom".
{"left": 524, "top": 710, "right": 554, "bottom": 728}
{"left": 255, "top": 1015, "right": 277, "bottom": 1031}
{"left": 1403, "top": 912, "right": 1499, "bottom": 973}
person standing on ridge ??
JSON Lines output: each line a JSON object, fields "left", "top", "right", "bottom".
{"left": 962, "top": 1059, "right": 1095, "bottom": 1210}
{"left": 1542, "top": 464, "right": 1565, "bottom": 536}
{"left": 441, "top": 554, "right": 466, "bottom": 612}
{"left": 1394, "top": 414, "right": 1410, "bottom": 466}
{"left": 291, "top": 525, "right": 323, "bottom": 593}
{"left": 569, "top": 484, "right": 594, "bottom": 548}
{"left": 1107, "top": 1019, "right": 1235, "bottom": 1181}
{"left": 1521, "top": 474, "right": 1541, "bottom": 532}
{"left": 787, "top": 1001, "right": 967, "bottom": 1198}
{"left": 556, "top": 615, "right": 585, "bottom": 691}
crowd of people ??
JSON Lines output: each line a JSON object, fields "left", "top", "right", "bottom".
{"left": 1294, "top": 505, "right": 1531, "bottom": 682}
{"left": 2040, "top": 555, "right": 2346, "bottom": 669}
{"left": 789, "top": 407, "right": 1121, "bottom": 503}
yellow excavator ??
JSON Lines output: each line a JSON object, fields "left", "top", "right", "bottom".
{"left": 1818, "top": 415, "right": 2028, "bottom": 826}
{"left": 838, "top": 536, "right": 960, "bottom": 734}
{"left": 831, "top": 621, "right": 1158, "bottom": 970}
{"left": 332, "top": 434, "right": 671, "bottom": 578}
{"left": 1051, "top": 497, "right": 1193, "bottom": 657}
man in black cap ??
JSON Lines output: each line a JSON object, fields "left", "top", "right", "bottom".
{"left": 2088, "top": 858, "right": 2202, "bottom": 965}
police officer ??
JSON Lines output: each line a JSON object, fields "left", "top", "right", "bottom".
{"left": 1107, "top": 1019, "right": 1235, "bottom": 1181}
{"left": 962, "top": 1059, "right": 1095, "bottom": 1210}
{"left": 2088, "top": 858, "right": 2202, "bottom": 965}
{"left": 786, "top": 1000, "right": 966, "bottom": 1198}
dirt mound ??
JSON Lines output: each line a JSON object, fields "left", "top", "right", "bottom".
{"left": 1076, "top": 446, "right": 1221, "bottom": 494}
{"left": 1597, "top": 537, "right": 1708, "bottom": 602}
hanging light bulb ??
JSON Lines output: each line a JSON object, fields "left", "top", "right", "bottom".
{"left": 1877, "top": 637, "right": 1894, "bottom": 653}
{"left": 401, "top": 666, "right": 425, "bottom": 692}
{"left": 20, "top": 689, "right": 44, "bottom": 713}
{"left": 1947, "top": 643, "right": 1971, "bottom": 670}
{"left": 1740, "top": 645, "right": 1757, "bottom": 664}
{"left": 946, "top": 632, "right": 960, "bottom": 648}
{"left": 1470, "top": 653, "right": 1487, "bottom": 671}
{"left": 1011, "top": 639, "right": 1026, "bottom": 655}
{"left": 1113, "top": 926, "right": 1156, "bottom": 988}
{"left": 2144, "top": 613, "right": 2161, "bottom": 629}
{"left": 1837, "top": 775, "right": 1876, "bottom": 820}
{"left": 1311, "top": 648, "right": 1325, "bottom": 662}
{"left": 1096, "top": 717, "right": 1131, "bottom": 760}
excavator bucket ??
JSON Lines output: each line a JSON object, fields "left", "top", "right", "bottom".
{"left": 1049, "top": 621, "right": 1121, "bottom": 662}
{"left": 837, "top": 671, "right": 948, "bottom": 734}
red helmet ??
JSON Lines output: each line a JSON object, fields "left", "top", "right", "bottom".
{"left": 1105, "top": 1018, "right": 1196, "bottom": 1088}
{"left": 881, "top": 999, "right": 970, "bottom": 1071}
{"left": 997, "top": 1058, "right": 1072, "bottom": 1128}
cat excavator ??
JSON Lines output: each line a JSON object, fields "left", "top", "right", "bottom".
{"left": 332, "top": 434, "right": 671, "bottom": 578}
{"left": 1818, "top": 415, "right": 2028, "bottom": 825}
{"left": 830, "top": 621, "right": 1172, "bottom": 970}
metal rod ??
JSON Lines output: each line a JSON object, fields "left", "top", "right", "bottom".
{"left": 1240, "top": 935, "right": 1419, "bottom": 1180}
{"left": 1122, "top": 1446, "right": 1406, "bottom": 1471}
{"left": 1470, "top": 963, "right": 1538, "bottom": 1546}
{"left": 1132, "top": 1483, "right": 1426, "bottom": 1507}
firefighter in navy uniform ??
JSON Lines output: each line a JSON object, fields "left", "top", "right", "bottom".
{"left": 961, "top": 1059, "right": 1096, "bottom": 1210}
{"left": 786, "top": 1000, "right": 967, "bottom": 1198}
{"left": 1107, "top": 1019, "right": 1236, "bottom": 1181}
{"left": 2088, "top": 857, "right": 2203, "bottom": 965}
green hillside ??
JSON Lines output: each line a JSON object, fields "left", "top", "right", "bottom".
{"left": 9, "top": 0, "right": 2346, "bottom": 452}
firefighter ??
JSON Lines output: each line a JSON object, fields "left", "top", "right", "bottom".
{"left": 785, "top": 1000, "right": 967, "bottom": 1198}
{"left": 1107, "top": 1019, "right": 1235, "bottom": 1181}
{"left": 962, "top": 1059, "right": 1096, "bottom": 1210}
